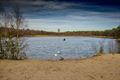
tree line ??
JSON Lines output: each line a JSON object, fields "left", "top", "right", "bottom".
{"left": 0, "top": 25, "right": 120, "bottom": 38}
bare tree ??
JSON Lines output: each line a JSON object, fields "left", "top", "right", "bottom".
{"left": 0, "top": 5, "right": 27, "bottom": 59}
{"left": 9, "top": 6, "right": 27, "bottom": 59}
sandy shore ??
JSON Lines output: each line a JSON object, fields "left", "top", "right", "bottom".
{"left": 0, "top": 54, "right": 120, "bottom": 80}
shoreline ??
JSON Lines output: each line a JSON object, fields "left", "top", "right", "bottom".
{"left": 26, "top": 35, "right": 120, "bottom": 40}
{"left": 0, "top": 54, "right": 120, "bottom": 80}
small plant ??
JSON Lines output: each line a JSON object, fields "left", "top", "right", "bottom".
{"left": 99, "top": 46, "right": 104, "bottom": 53}
{"left": 108, "top": 40, "right": 118, "bottom": 55}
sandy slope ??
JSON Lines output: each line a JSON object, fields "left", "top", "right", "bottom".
{"left": 0, "top": 54, "right": 120, "bottom": 80}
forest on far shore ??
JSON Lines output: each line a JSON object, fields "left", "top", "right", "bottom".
{"left": 0, "top": 25, "right": 120, "bottom": 38}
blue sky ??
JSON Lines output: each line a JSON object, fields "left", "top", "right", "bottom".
{"left": 0, "top": 0, "right": 120, "bottom": 32}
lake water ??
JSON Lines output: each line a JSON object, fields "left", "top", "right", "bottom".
{"left": 26, "top": 36, "right": 120, "bottom": 60}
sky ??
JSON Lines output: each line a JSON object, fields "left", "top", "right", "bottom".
{"left": 0, "top": 0, "right": 120, "bottom": 32}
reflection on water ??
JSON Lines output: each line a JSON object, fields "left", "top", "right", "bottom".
{"left": 26, "top": 37, "right": 120, "bottom": 60}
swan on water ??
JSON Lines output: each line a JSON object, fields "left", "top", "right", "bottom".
{"left": 54, "top": 53, "right": 58, "bottom": 57}
{"left": 54, "top": 51, "right": 64, "bottom": 60}
{"left": 54, "top": 50, "right": 61, "bottom": 56}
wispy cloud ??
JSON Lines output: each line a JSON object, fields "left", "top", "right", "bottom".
{"left": 0, "top": 0, "right": 120, "bottom": 31}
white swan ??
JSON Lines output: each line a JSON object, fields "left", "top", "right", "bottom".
{"left": 54, "top": 53, "right": 58, "bottom": 57}
{"left": 54, "top": 51, "right": 64, "bottom": 60}
{"left": 54, "top": 51, "right": 61, "bottom": 57}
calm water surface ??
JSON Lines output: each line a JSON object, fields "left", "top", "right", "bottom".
{"left": 26, "top": 36, "right": 120, "bottom": 60}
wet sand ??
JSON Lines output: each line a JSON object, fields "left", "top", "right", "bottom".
{"left": 0, "top": 54, "right": 120, "bottom": 80}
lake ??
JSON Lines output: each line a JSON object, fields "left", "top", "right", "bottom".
{"left": 26, "top": 36, "right": 120, "bottom": 60}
